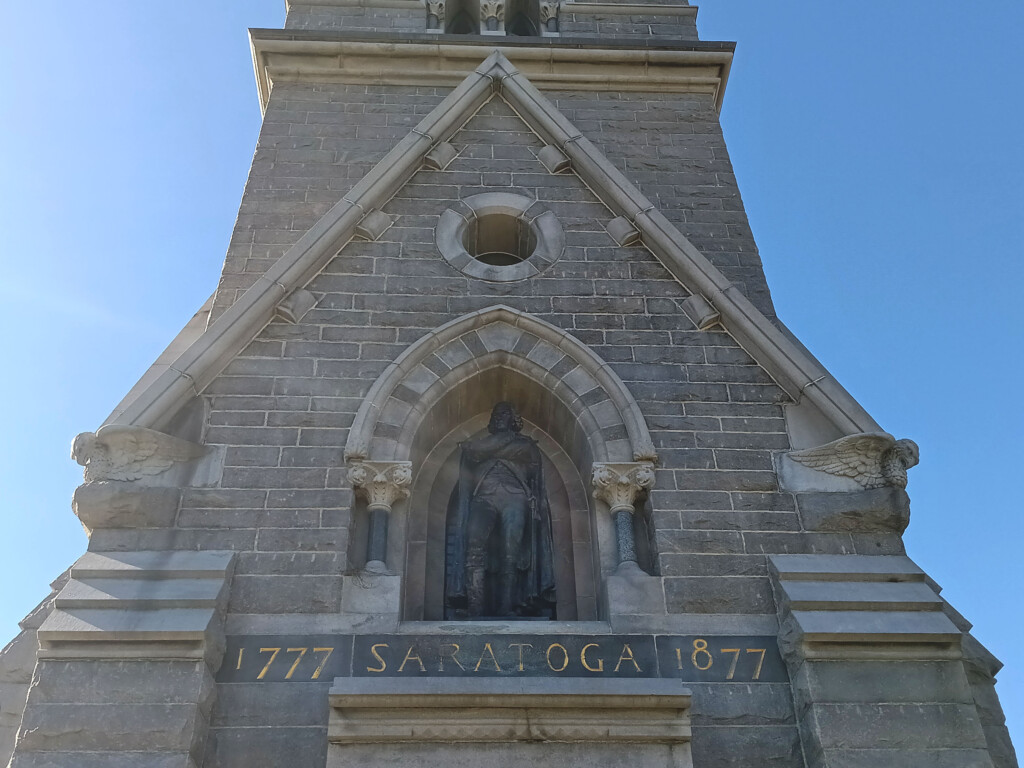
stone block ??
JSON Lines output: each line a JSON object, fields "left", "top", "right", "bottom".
{"left": 664, "top": 576, "right": 774, "bottom": 614}
{"left": 605, "top": 570, "right": 666, "bottom": 617}
{"left": 814, "top": 749, "right": 995, "bottom": 768}
{"left": 73, "top": 483, "right": 180, "bottom": 530}
{"left": 689, "top": 725, "right": 802, "bottom": 768}
{"left": 340, "top": 572, "right": 401, "bottom": 614}
{"left": 688, "top": 683, "right": 796, "bottom": 727}
{"left": 792, "top": 659, "right": 973, "bottom": 707}
{"left": 809, "top": 703, "right": 987, "bottom": 750}
{"left": 11, "top": 753, "right": 196, "bottom": 768}
{"left": 797, "top": 488, "right": 910, "bottom": 534}
{"left": 206, "top": 726, "right": 328, "bottom": 768}
{"left": 210, "top": 682, "right": 329, "bottom": 728}
{"left": 17, "top": 702, "right": 201, "bottom": 752}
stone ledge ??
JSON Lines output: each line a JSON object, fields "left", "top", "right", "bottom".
{"left": 250, "top": 32, "right": 734, "bottom": 109}
{"left": 328, "top": 677, "right": 692, "bottom": 743}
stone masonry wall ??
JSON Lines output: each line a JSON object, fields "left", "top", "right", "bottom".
{"left": 86, "top": 94, "right": 915, "bottom": 768}
{"left": 212, "top": 82, "right": 775, "bottom": 322}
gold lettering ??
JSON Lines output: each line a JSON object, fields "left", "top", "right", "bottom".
{"left": 257, "top": 647, "right": 281, "bottom": 680}
{"left": 285, "top": 647, "right": 308, "bottom": 680}
{"left": 614, "top": 643, "right": 642, "bottom": 673}
{"left": 720, "top": 648, "right": 740, "bottom": 680}
{"left": 746, "top": 648, "right": 766, "bottom": 680}
{"left": 474, "top": 642, "right": 502, "bottom": 672}
{"left": 398, "top": 645, "right": 426, "bottom": 673}
{"left": 691, "top": 639, "right": 713, "bottom": 671}
{"left": 366, "top": 643, "right": 389, "bottom": 673}
{"left": 312, "top": 647, "right": 334, "bottom": 680}
{"left": 236, "top": 648, "right": 244, "bottom": 670}
{"left": 580, "top": 643, "right": 604, "bottom": 672}
{"left": 546, "top": 643, "right": 569, "bottom": 672}
{"left": 508, "top": 643, "right": 533, "bottom": 672}
{"left": 675, "top": 647, "right": 684, "bottom": 670}
{"left": 439, "top": 643, "right": 465, "bottom": 672}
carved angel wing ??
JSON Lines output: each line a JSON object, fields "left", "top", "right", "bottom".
{"left": 75, "top": 425, "right": 205, "bottom": 482}
{"left": 787, "top": 432, "right": 896, "bottom": 490}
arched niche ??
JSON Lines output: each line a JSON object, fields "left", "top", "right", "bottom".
{"left": 344, "top": 306, "right": 658, "bottom": 622}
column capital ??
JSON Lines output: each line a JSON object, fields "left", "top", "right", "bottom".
{"left": 347, "top": 461, "right": 412, "bottom": 510}
{"left": 591, "top": 461, "right": 655, "bottom": 514}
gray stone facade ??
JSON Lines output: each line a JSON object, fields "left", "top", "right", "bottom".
{"left": 1, "top": 3, "right": 1017, "bottom": 768}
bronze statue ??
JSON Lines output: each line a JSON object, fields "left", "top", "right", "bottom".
{"left": 444, "top": 402, "right": 556, "bottom": 619}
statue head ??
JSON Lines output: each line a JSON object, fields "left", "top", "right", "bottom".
{"left": 487, "top": 401, "right": 523, "bottom": 434}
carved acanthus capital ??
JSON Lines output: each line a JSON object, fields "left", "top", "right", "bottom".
{"left": 591, "top": 462, "right": 655, "bottom": 514}
{"left": 480, "top": 0, "right": 504, "bottom": 21}
{"left": 427, "top": 0, "right": 446, "bottom": 22}
{"left": 347, "top": 461, "right": 413, "bottom": 510}
{"left": 539, "top": 1, "right": 559, "bottom": 24}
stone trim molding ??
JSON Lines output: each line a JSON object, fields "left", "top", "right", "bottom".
{"left": 328, "top": 677, "right": 692, "bottom": 744}
{"left": 249, "top": 33, "right": 734, "bottom": 110}
{"left": 768, "top": 554, "right": 961, "bottom": 661}
{"left": 562, "top": 2, "right": 698, "bottom": 17}
{"left": 344, "top": 305, "right": 658, "bottom": 463}
{"left": 105, "top": 51, "right": 881, "bottom": 448}
{"left": 36, "top": 550, "right": 236, "bottom": 661}
{"left": 435, "top": 192, "right": 564, "bottom": 281}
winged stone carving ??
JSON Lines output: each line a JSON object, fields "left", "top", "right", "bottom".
{"left": 71, "top": 425, "right": 206, "bottom": 482}
{"left": 787, "top": 432, "right": 920, "bottom": 490}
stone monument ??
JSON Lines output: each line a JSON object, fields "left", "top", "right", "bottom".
{"left": 0, "top": 2, "right": 1017, "bottom": 768}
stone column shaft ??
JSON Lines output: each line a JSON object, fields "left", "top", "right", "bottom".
{"left": 348, "top": 461, "right": 412, "bottom": 572}
{"left": 591, "top": 462, "right": 655, "bottom": 568}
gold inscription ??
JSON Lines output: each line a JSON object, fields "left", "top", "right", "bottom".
{"left": 580, "top": 643, "right": 604, "bottom": 672}
{"left": 546, "top": 643, "right": 569, "bottom": 672}
{"left": 311, "top": 647, "right": 334, "bottom": 679}
{"left": 257, "top": 647, "right": 281, "bottom": 680}
{"left": 508, "top": 642, "right": 533, "bottom": 672}
{"left": 367, "top": 643, "right": 389, "bottom": 673}
{"left": 614, "top": 643, "right": 641, "bottom": 673}
{"left": 720, "top": 648, "right": 740, "bottom": 680}
{"left": 746, "top": 648, "right": 766, "bottom": 680}
{"left": 474, "top": 642, "right": 502, "bottom": 672}
{"left": 691, "top": 639, "right": 713, "bottom": 671}
{"left": 399, "top": 646, "right": 426, "bottom": 672}
{"left": 439, "top": 643, "right": 464, "bottom": 672}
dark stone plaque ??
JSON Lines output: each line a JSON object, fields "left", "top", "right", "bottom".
{"left": 353, "top": 634, "right": 656, "bottom": 677}
{"left": 216, "top": 633, "right": 788, "bottom": 684}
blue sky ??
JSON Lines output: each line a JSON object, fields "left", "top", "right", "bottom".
{"left": 1, "top": 0, "right": 1021, "bottom": 749}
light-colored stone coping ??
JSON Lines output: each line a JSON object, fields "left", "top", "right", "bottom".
{"left": 249, "top": 34, "right": 734, "bottom": 109}
{"left": 564, "top": 2, "right": 698, "bottom": 17}
{"left": 329, "top": 677, "right": 693, "bottom": 744}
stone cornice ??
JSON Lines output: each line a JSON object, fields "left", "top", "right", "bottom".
{"left": 249, "top": 31, "right": 733, "bottom": 111}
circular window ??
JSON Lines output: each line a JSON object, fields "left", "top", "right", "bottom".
{"left": 436, "top": 193, "right": 564, "bottom": 282}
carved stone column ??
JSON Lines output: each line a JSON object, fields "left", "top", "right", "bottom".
{"left": 591, "top": 462, "right": 655, "bottom": 569}
{"left": 347, "top": 461, "right": 412, "bottom": 573}
{"left": 426, "top": 0, "right": 445, "bottom": 31}
{"left": 480, "top": 0, "right": 504, "bottom": 33}
{"left": 539, "top": 1, "right": 559, "bottom": 33}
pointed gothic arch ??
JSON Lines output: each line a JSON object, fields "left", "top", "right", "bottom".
{"left": 344, "top": 305, "right": 657, "bottom": 466}
{"left": 344, "top": 305, "right": 659, "bottom": 620}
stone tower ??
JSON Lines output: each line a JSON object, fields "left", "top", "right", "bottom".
{"left": 1, "top": 2, "right": 1018, "bottom": 767}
